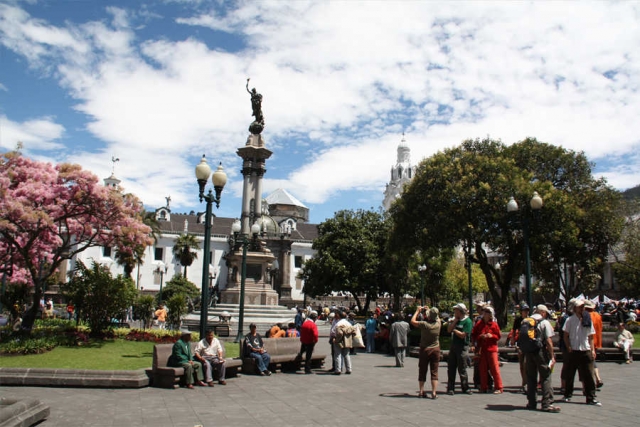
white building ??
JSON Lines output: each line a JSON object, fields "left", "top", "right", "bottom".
{"left": 382, "top": 134, "right": 416, "bottom": 211}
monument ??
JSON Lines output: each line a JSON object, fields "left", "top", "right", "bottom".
{"left": 220, "top": 79, "right": 279, "bottom": 306}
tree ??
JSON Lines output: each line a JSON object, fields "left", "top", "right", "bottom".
{"left": 133, "top": 295, "right": 155, "bottom": 330}
{"left": 160, "top": 274, "right": 200, "bottom": 304}
{"left": 612, "top": 198, "right": 640, "bottom": 295}
{"left": 172, "top": 233, "right": 200, "bottom": 279}
{"left": 166, "top": 293, "right": 188, "bottom": 330}
{"left": 390, "top": 137, "right": 623, "bottom": 326}
{"left": 300, "top": 209, "right": 389, "bottom": 314}
{"left": 0, "top": 151, "right": 152, "bottom": 330}
{"left": 62, "top": 260, "right": 138, "bottom": 336}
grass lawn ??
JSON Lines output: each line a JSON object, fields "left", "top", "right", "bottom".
{"left": 0, "top": 339, "right": 240, "bottom": 370}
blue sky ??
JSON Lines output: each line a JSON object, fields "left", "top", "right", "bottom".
{"left": 1, "top": 1, "right": 639, "bottom": 225}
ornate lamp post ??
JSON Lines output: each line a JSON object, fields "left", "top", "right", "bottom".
{"left": 507, "top": 191, "right": 543, "bottom": 308}
{"left": 195, "top": 155, "right": 227, "bottom": 338}
{"left": 230, "top": 219, "right": 261, "bottom": 342}
{"left": 418, "top": 264, "right": 427, "bottom": 306}
{"left": 154, "top": 262, "right": 168, "bottom": 302}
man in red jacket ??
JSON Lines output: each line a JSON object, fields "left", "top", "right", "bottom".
{"left": 297, "top": 310, "right": 319, "bottom": 374}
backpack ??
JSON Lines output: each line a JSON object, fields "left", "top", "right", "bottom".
{"left": 518, "top": 317, "right": 544, "bottom": 353}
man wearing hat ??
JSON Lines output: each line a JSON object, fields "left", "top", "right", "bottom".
{"left": 297, "top": 311, "right": 319, "bottom": 374}
{"left": 511, "top": 304, "right": 530, "bottom": 394}
{"left": 524, "top": 305, "right": 560, "bottom": 412}
{"left": 584, "top": 300, "right": 604, "bottom": 388}
{"left": 562, "top": 299, "right": 600, "bottom": 406}
{"left": 168, "top": 331, "right": 206, "bottom": 389}
{"left": 446, "top": 303, "right": 473, "bottom": 395}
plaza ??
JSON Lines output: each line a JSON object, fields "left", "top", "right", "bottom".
{"left": 1, "top": 332, "right": 637, "bottom": 427}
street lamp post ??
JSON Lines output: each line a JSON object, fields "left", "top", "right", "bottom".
{"left": 231, "top": 220, "right": 260, "bottom": 342}
{"left": 507, "top": 191, "right": 543, "bottom": 308}
{"left": 154, "top": 263, "right": 168, "bottom": 302}
{"left": 465, "top": 241, "right": 473, "bottom": 313}
{"left": 195, "top": 155, "right": 227, "bottom": 338}
{"left": 417, "top": 264, "right": 427, "bottom": 306}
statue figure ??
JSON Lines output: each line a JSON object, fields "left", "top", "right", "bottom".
{"left": 246, "top": 78, "right": 265, "bottom": 134}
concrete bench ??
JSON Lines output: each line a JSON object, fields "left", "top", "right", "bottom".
{"left": 240, "top": 338, "right": 326, "bottom": 375}
{"left": 0, "top": 367, "right": 149, "bottom": 388}
{"left": 151, "top": 343, "right": 241, "bottom": 389}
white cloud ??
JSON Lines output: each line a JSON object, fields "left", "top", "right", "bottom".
{"left": 1, "top": 1, "right": 639, "bottom": 218}
{"left": 0, "top": 114, "right": 65, "bottom": 152}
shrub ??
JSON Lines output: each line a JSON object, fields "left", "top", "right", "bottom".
{"left": 0, "top": 336, "right": 58, "bottom": 355}
{"left": 133, "top": 295, "right": 155, "bottom": 330}
{"left": 166, "top": 294, "right": 187, "bottom": 330}
{"left": 160, "top": 275, "right": 200, "bottom": 303}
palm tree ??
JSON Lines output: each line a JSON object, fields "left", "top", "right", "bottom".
{"left": 143, "top": 211, "right": 162, "bottom": 244}
{"left": 172, "top": 233, "right": 200, "bottom": 279}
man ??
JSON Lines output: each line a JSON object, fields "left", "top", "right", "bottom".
{"left": 194, "top": 330, "right": 227, "bottom": 386}
{"left": 244, "top": 323, "right": 271, "bottom": 376}
{"left": 294, "top": 308, "right": 304, "bottom": 332}
{"left": 523, "top": 305, "right": 560, "bottom": 412}
{"left": 297, "top": 311, "right": 319, "bottom": 373}
{"left": 613, "top": 322, "right": 634, "bottom": 363}
{"left": 562, "top": 299, "right": 600, "bottom": 406}
{"left": 168, "top": 331, "right": 206, "bottom": 389}
{"left": 333, "top": 311, "right": 355, "bottom": 375}
{"left": 390, "top": 313, "right": 410, "bottom": 368}
{"left": 365, "top": 312, "right": 378, "bottom": 353}
{"left": 511, "top": 304, "right": 530, "bottom": 393}
{"left": 411, "top": 306, "right": 441, "bottom": 399}
{"left": 446, "top": 303, "right": 473, "bottom": 395}
{"left": 585, "top": 300, "right": 604, "bottom": 388}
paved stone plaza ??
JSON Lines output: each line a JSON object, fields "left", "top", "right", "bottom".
{"left": 1, "top": 334, "right": 638, "bottom": 427}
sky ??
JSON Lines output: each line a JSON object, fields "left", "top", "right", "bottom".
{"left": 1, "top": 1, "right": 639, "bottom": 225}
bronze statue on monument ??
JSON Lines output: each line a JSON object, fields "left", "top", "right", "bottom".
{"left": 246, "top": 78, "right": 264, "bottom": 135}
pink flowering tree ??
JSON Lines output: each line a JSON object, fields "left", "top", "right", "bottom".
{"left": 0, "top": 151, "right": 153, "bottom": 330}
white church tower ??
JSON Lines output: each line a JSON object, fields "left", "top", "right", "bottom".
{"left": 382, "top": 134, "right": 416, "bottom": 211}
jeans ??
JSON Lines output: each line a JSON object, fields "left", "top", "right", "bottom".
{"left": 366, "top": 332, "right": 375, "bottom": 353}
{"left": 525, "top": 352, "right": 553, "bottom": 408}
{"left": 447, "top": 345, "right": 470, "bottom": 392}
{"left": 248, "top": 351, "right": 271, "bottom": 373}
{"left": 333, "top": 344, "right": 352, "bottom": 373}
{"left": 201, "top": 356, "right": 226, "bottom": 382}
{"left": 394, "top": 346, "right": 406, "bottom": 367}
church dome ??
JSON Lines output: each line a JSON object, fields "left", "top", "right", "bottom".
{"left": 256, "top": 214, "right": 279, "bottom": 235}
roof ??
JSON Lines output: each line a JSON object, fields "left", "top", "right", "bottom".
{"left": 265, "top": 188, "right": 308, "bottom": 209}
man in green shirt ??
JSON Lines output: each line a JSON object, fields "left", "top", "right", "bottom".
{"left": 168, "top": 331, "right": 206, "bottom": 389}
{"left": 446, "top": 303, "right": 473, "bottom": 395}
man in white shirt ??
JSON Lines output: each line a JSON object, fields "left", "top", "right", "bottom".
{"left": 194, "top": 330, "right": 227, "bottom": 386}
{"left": 614, "top": 322, "right": 635, "bottom": 364}
{"left": 562, "top": 299, "right": 600, "bottom": 406}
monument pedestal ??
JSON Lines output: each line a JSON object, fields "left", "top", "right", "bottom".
{"left": 221, "top": 247, "right": 279, "bottom": 306}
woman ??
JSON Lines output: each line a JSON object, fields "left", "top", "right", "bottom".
{"left": 471, "top": 306, "right": 503, "bottom": 393}
{"left": 410, "top": 306, "right": 441, "bottom": 399}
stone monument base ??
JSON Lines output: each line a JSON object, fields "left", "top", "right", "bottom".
{"left": 220, "top": 286, "right": 279, "bottom": 306}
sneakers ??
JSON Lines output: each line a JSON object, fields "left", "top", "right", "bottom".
{"left": 463, "top": 390, "right": 473, "bottom": 395}
{"left": 586, "top": 400, "right": 602, "bottom": 406}
{"left": 626, "top": 360, "right": 632, "bottom": 364}
{"left": 541, "top": 405, "right": 561, "bottom": 413}
{"left": 345, "top": 371, "right": 352, "bottom": 375}
{"left": 265, "top": 370, "right": 272, "bottom": 376}
{"left": 561, "top": 396, "right": 572, "bottom": 403}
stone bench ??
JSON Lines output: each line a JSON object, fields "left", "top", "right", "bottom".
{"left": 0, "top": 368, "right": 149, "bottom": 388}
{"left": 0, "top": 398, "right": 49, "bottom": 427}
{"left": 240, "top": 338, "right": 326, "bottom": 375}
{"left": 151, "top": 343, "right": 241, "bottom": 389}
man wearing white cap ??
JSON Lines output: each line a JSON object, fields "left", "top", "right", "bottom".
{"left": 446, "top": 303, "right": 473, "bottom": 395}
{"left": 562, "top": 299, "right": 600, "bottom": 406}
{"left": 524, "top": 305, "right": 560, "bottom": 412}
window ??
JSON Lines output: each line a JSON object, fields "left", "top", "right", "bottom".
{"left": 154, "top": 247, "right": 164, "bottom": 261}
{"left": 102, "top": 246, "right": 112, "bottom": 257}
{"left": 294, "top": 256, "right": 303, "bottom": 268}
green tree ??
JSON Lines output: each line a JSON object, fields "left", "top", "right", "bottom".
{"left": 172, "top": 233, "right": 200, "bottom": 279}
{"left": 160, "top": 274, "right": 200, "bottom": 304}
{"left": 62, "top": 260, "right": 138, "bottom": 336}
{"left": 133, "top": 295, "right": 155, "bottom": 330}
{"left": 390, "top": 137, "right": 623, "bottom": 326}
{"left": 300, "top": 209, "right": 389, "bottom": 314}
{"left": 166, "top": 293, "right": 188, "bottom": 330}
{"left": 612, "top": 199, "right": 640, "bottom": 295}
